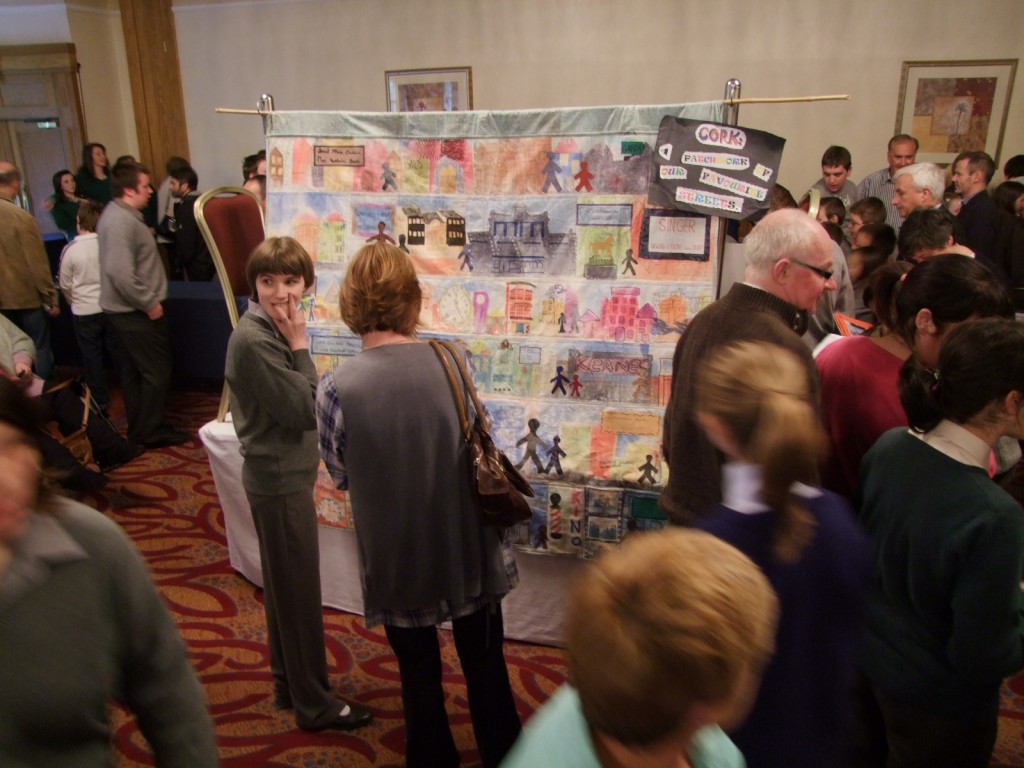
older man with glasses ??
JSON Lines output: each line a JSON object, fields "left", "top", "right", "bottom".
{"left": 660, "top": 208, "right": 836, "bottom": 526}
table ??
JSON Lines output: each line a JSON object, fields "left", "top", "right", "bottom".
{"left": 200, "top": 418, "right": 578, "bottom": 647}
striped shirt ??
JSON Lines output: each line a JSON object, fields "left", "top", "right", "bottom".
{"left": 854, "top": 167, "right": 902, "bottom": 232}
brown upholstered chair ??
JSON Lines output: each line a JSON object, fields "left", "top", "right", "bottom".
{"left": 194, "top": 186, "right": 265, "bottom": 420}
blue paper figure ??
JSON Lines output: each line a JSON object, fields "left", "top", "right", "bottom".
{"left": 381, "top": 162, "right": 397, "bottom": 191}
{"left": 541, "top": 153, "right": 562, "bottom": 193}
{"left": 550, "top": 365, "right": 569, "bottom": 396}
{"left": 544, "top": 435, "right": 566, "bottom": 476}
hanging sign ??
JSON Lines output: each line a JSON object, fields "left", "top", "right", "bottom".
{"left": 648, "top": 117, "right": 785, "bottom": 220}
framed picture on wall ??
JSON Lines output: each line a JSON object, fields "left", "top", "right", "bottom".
{"left": 895, "top": 59, "right": 1018, "bottom": 165}
{"left": 385, "top": 67, "right": 473, "bottom": 113}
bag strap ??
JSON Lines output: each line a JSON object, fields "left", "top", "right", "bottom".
{"left": 433, "top": 340, "right": 491, "bottom": 432}
{"left": 429, "top": 340, "right": 472, "bottom": 442}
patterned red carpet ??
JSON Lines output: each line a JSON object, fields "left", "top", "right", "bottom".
{"left": 81, "top": 385, "right": 566, "bottom": 767}
{"left": 75, "top": 385, "right": 1024, "bottom": 766}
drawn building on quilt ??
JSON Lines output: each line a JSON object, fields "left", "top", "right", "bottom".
{"left": 269, "top": 147, "right": 284, "bottom": 186}
{"left": 505, "top": 282, "right": 534, "bottom": 334}
{"left": 459, "top": 204, "right": 577, "bottom": 275}
{"left": 601, "top": 287, "right": 640, "bottom": 342}
{"left": 317, "top": 211, "right": 346, "bottom": 262}
{"left": 292, "top": 210, "right": 320, "bottom": 260}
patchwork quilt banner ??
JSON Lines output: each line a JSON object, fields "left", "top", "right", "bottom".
{"left": 265, "top": 101, "right": 725, "bottom": 558}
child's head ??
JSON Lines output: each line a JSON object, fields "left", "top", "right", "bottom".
{"left": 847, "top": 197, "right": 886, "bottom": 240}
{"left": 847, "top": 244, "right": 888, "bottom": 285}
{"left": 75, "top": 200, "right": 103, "bottom": 234}
{"left": 816, "top": 196, "right": 846, "bottom": 226}
{"left": 892, "top": 253, "right": 1012, "bottom": 366}
{"left": 820, "top": 220, "right": 846, "bottom": 249}
{"left": 820, "top": 146, "right": 853, "bottom": 194}
{"left": 696, "top": 341, "right": 824, "bottom": 562}
{"left": 245, "top": 236, "right": 315, "bottom": 298}
{"left": 568, "top": 528, "right": 777, "bottom": 753}
{"left": 900, "top": 318, "right": 1024, "bottom": 437}
{"left": 854, "top": 222, "right": 896, "bottom": 254}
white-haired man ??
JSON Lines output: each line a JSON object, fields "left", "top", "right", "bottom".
{"left": 892, "top": 162, "right": 945, "bottom": 220}
{"left": 661, "top": 209, "right": 835, "bottom": 525}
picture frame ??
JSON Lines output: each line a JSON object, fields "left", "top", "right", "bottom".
{"left": 894, "top": 59, "right": 1018, "bottom": 166}
{"left": 385, "top": 67, "right": 473, "bottom": 113}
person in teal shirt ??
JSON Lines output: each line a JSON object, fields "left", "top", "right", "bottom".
{"left": 501, "top": 528, "right": 779, "bottom": 768}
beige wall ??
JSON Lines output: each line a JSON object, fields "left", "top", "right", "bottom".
{"left": 171, "top": 0, "right": 1023, "bottom": 193}
{"left": 66, "top": 0, "right": 138, "bottom": 160}
{"left": 3, "top": 0, "right": 1023, "bottom": 195}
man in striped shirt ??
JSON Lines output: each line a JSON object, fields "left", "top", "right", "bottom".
{"left": 854, "top": 134, "right": 918, "bottom": 233}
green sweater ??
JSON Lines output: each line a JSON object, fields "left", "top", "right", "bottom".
{"left": 225, "top": 302, "right": 320, "bottom": 496}
{"left": 858, "top": 428, "right": 1024, "bottom": 721}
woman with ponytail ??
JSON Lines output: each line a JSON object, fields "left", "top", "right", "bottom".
{"left": 853, "top": 318, "right": 1024, "bottom": 768}
{"left": 694, "top": 340, "right": 872, "bottom": 768}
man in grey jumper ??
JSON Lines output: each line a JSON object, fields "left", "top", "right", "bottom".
{"left": 98, "top": 161, "right": 188, "bottom": 448}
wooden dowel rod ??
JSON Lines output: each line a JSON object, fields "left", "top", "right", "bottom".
{"left": 215, "top": 107, "right": 264, "bottom": 115}
{"left": 725, "top": 94, "right": 850, "bottom": 105}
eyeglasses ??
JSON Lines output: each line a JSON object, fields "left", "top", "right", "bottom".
{"left": 789, "top": 257, "right": 833, "bottom": 281}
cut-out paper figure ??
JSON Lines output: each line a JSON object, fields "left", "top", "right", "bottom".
{"left": 622, "top": 247, "right": 638, "bottom": 276}
{"left": 305, "top": 294, "right": 317, "bottom": 323}
{"left": 366, "top": 220, "right": 396, "bottom": 244}
{"left": 550, "top": 365, "right": 570, "bottom": 396}
{"left": 574, "top": 160, "right": 594, "bottom": 192}
{"left": 534, "top": 523, "right": 548, "bottom": 550}
{"left": 541, "top": 153, "right": 562, "bottom": 193}
{"left": 515, "top": 418, "right": 549, "bottom": 472}
{"left": 398, "top": 234, "right": 410, "bottom": 253}
{"left": 544, "top": 437, "right": 566, "bottom": 477}
{"left": 548, "top": 492, "right": 564, "bottom": 539}
{"left": 637, "top": 455, "right": 659, "bottom": 484}
{"left": 557, "top": 312, "right": 566, "bottom": 334}
{"left": 569, "top": 375, "right": 582, "bottom": 397}
{"left": 381, "top": 162, "right": 397, "bottom": 191}
{"left": 458, "top": 247, "right": 474, "bottom": 272}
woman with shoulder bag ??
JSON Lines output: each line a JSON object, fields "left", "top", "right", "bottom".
{"left": 316, "top": 240, "right": 521, "bottom": 768}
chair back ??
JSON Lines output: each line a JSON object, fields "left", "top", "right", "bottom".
{"left": 194, "top": 186, "right": 265, "bottom": 328}
{"left": 194, "top": 186, "right": 265, "bottom": 421}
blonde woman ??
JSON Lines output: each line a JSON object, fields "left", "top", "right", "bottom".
{"left": 694, "top": 341, "right": 872, "bottom": 768}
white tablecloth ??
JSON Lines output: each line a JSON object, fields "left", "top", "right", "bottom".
{"left": 200, "top": 418, "right": 577, "bottom": 647}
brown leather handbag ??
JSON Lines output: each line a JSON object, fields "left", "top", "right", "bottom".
{"left": 430, "top": 340, "right": 534, "bottom": 528}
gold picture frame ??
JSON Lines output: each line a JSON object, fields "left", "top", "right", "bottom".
{"left": 385, "top": 67, "right": 473, "bottom": 113}
{"left": 895, "top": 59, "right": 1017, "bottom": 165}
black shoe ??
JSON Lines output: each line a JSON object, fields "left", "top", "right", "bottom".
{"left": 304, "top": 702, "right": 373, "bottom": 732}
{"left": 98, "top": 442, "right": 145, "bottom": 473}
{"left": 60, "top": 466, "right": 109, "bottom": 492}
{"left": 143, "top": 430, "right": 191, "bottom": 449}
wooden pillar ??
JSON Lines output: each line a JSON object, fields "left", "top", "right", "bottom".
{"left": 118, "top": 0, "right": 189, "bottom": 183}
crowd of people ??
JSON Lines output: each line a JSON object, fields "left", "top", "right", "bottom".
{"left": 2, "top": 130, "right": 1024, "bottom": 768}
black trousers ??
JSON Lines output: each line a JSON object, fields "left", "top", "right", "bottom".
{"left": 385, "top": 605, "right": 521, "bottom": 768}
{"left": 848, "top": 672, "right": 997, "bottom": 768}
{"left": 105, "top": 310, "right": 173, "bottom": 445}
{"left": 246, "top": 487, "right": 341, "bottom": 730}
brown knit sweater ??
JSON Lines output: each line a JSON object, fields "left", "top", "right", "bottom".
{"left": 659, "top": 283, "right": 818, "bottom": 525}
